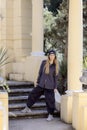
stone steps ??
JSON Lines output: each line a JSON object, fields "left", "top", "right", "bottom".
{"left": 7, "top": 80, "right": 60, "bottom": 119}
{"left": 9, "top": 95, "right": 45, "bottom": 104}
{"left": 9, "top": 102, "right": 46, "bottom": 111}
{"left": 9, "top": 109, "right": 59, "bottom": 119}
{"left": 7, "top": 80, "right": 34, "bottom": 89}
{"left": 9, "top": 88, "right": 33, "bottom": 96}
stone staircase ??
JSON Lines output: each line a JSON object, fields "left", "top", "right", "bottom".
{"left": 7, "top": 81, "right": 60, "bottom": 119}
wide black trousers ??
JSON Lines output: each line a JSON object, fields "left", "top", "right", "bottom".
{"left": 27, "top": 86, "right": 55, "bottom": 115}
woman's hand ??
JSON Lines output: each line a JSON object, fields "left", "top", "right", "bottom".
{"left": 34, "top": 82, "right": 38, "bottom": 87}
{"left": 54, "top": 89, "right": 58, "bottom": 93}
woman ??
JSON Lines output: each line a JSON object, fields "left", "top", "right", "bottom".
{"left": 22, "top": 50, "right": 59, "bottom": 121}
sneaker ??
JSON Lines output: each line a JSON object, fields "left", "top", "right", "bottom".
{"left": 46, "top": 114, "right": 54, "bottom": 121}
{"left": 21, "top": 106, "right": 32, "bottom": 113}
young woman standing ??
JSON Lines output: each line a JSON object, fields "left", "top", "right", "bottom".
{"left": 22, "top": 50, "right": 59, "bottom": 121}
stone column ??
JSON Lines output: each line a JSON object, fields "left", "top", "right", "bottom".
{"left": 13, "top": 0, "right": 23, "bottom": 60}
{"left": 0, "top": 0, "right": 14, "bottom": 78}
{"left": 24, "top": 0, "right": 46, "bottom": 82}
{"left": 13, "top": 0, "right": 32, "bottom": 60}
{"left": 31, "top": 0, "right": 44, "bottom": 56}
{"left": 72, "top": 92, "right": 87, "bottom": 130}
{"left": 0, "top": 0, "right": 7, "bottom": 77}
{"left": 0, "top": 0, "right": 7, "bottom": 47}
{"left": 68, "top": 0, "right": 83, "bottom": 92}
{"left": 0, "top": 92, "right": 8, "bottom": 130}
{"left": 61, "top": 0, "right": 83, "bottom": 124}
{"left": 0, "top": 109, "right": 3, "bottom": 130}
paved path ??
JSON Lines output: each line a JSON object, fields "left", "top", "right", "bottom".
{"left": 9, "top": 118, "right": 73, "bottom": 130}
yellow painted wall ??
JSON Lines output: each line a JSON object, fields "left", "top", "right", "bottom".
{"left": 0, "top": 0, "right": 32, "bottom": 77}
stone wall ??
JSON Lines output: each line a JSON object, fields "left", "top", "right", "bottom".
{"left": 13, "top": 0, "right": 32, "bottom": 60}
{"left": 0, "top": 0, "right": 32, "bottom": 59}
{"left": 0, "top": 0, "right": 32, "bottom": 77}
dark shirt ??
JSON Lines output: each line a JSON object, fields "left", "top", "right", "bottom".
{"left": 37, "top": 60, "right": 58, "bottom": 89}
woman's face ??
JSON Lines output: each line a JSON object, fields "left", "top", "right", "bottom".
{"left": 49, "top": 54, "right": 56, "bottom": 61}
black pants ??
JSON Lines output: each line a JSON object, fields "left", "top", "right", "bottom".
{"left": 27, "top": 86, "right": 55, "bottom": 115}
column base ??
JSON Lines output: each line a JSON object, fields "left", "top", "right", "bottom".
{"left": 61, "top": 94, "right": 73, "bottom": 123}
{"left": 60, "top": 90, "right": 83, "bottom": 124}
{"left": 81, "top": 106, "right": 87, "bottom": 130}
{"left": 0, "top": 109, "right": 3, "bottom": 130}
{"left": 72, "top": 92, "right": 87, "bottom": 130}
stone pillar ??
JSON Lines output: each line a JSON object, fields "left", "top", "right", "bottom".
{"left": 24, "top": 0, "right": 46, "bottom": 83}
{"left": 0, "top": 92, "right": 8, "bottom": 130}
{"left": 13, "top": 0, "right": 32, "bottom": 60}
{"left": 0, "top": 0, "right": 7, "bottom": 77}
{"left": 0, "top": 0, "right": 7, "bottom": 47}
{"left": 0, "top": 110, "right": 3, "bottom": 130}
{"left": 72, "top": 92, "right": 87, "bottom": 130}
{"left": 31, "top": 0, "right": 44, "bottom": 56}
{"left": 81, "top": 106, "right": 87, "bottom": 130}
{"left": 6, "top": 0, "right": 14, "bottom": 54}
{"left": 61, "top": 0, "right": 83, "bottom": 124}
{"left": 13, "top": 0, "right": 23, "bottom": 60}
{"left": 68, "top": 0, "right": 83, "bottom": 91}
{"left": 61, "top": 95, "right": 72, "bottom": 123}
{"left": 0, "top": 101, "right": 7, "bottom": 130}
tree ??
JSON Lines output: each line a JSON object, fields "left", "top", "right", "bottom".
{"left": 44, "top": 0, "right": 68, "bottom": 94}
{"left": 44, "top": 0, "right": 68, "bottom": 61}
{"left": 83, "top": 0, "right": 87, "bottom": 56}
{"left": 44, "top": 0, "right": 87, "bottom": 93}
{"left": 44, "top": 0, "right": 87, "bottom": 58}
{"left": 44, "top": 0, "right": 63, "bottom": 15}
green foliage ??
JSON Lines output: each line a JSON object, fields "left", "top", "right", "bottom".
{"left": 44, "top": 0, "right": 87, "bottom": 93}
{"left": 44, "top": 8, "right": 57, "bottom": 32}
{"left": 0, "top": 47, "right": 10, "bottom": 92}
{"left": 0, "top": 77, "right": 10, "bottom": 92}
{"left": 44, "top": 0, "right": 68, "bottom": 57}
{"left": 83, "top": 1, "right": 87, "bottom": 56}
{"left": 59, "top": 59, "right": 67, "bottom": 78}
{"left": 57, "top": 58, "right": 67, "bottom": 94}
{"left": 44, "top": 0, "right": 87, "bottom": 57}
{"left": 44, "top": 0, "right": 50, "bottom": 5}
{"left": 44, "top": 0, "right": 62, "bottom": 15}
{"left": 83, "top": 56, "right": 87, "bottom": 69}
{"left": 0, "top": 47, "right": 10, "bottom": 69}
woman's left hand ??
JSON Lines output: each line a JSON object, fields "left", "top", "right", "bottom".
{"left": 54, "top": 89, "right": 58, "bottom": 93}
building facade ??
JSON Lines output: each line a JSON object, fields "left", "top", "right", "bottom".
{"left": 0, "top": 0, "right": 32, "bottom": 60}
{"left": 1, "top": 1, "right": 87, "bottom": 130}
{"left": 0, "top": 0, "right": 45, "bottom": 82}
